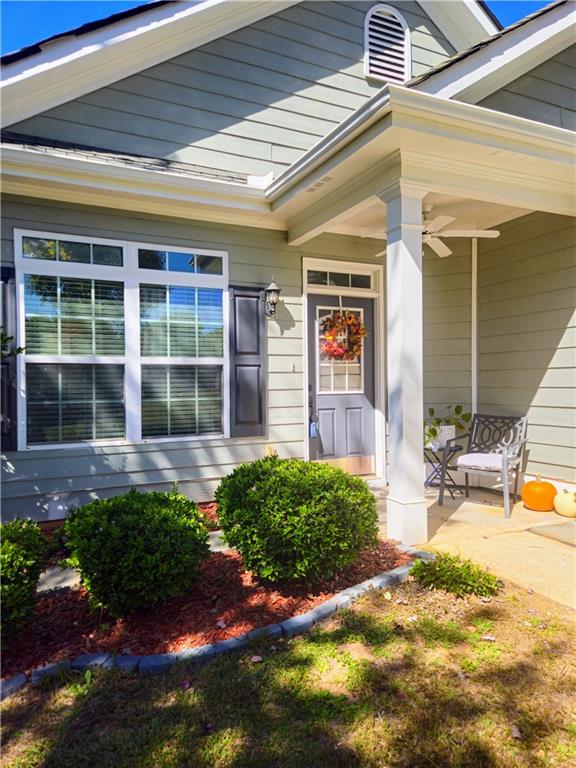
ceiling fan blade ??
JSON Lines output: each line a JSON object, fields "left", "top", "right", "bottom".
{"left": 425, "top": 237, "right": 452, "bottom": 258}
{"left": 426, "top": 215, "right": 456, "bottom": 233}
{"left": 439, "top": 229, "right": 501, "bottom": 238}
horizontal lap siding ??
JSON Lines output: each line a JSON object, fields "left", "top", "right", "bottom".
{"left": 423, "top": 242, "right": 472, "bottom": 415}
{"left": 479, "top": 45, "right": 576, "bottom": 130}
{"left": 0, "top": 195, "right": 384, "bottom": 520}
{"left": 7, "top": 1, "right": 454, "bottom": 177}
{"left": 478, "top": 212, "right": 576, "bottom": 482}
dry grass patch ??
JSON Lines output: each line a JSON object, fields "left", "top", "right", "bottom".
{"left": 2, "top": 579, "right": 575, "bottom": 768}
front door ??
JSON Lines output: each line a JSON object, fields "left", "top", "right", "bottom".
{"left": 307, "top": 294, "right": 375, "bottom": 475}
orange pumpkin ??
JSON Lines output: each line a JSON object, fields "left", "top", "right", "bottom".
{"left": 521, "top": 474, "right": 557, "bottom": 512}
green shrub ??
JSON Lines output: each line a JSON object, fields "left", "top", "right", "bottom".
{"left": 1, "top": 519, "right": 46, "bottom": 639}
{"left": 410, "top": 553, "right": 500, "bottom": 597}
{"left": 64, "top": 488, "right": 210, "bottom": 617}
{"left": 215, "top": 457, "right": 378, "bottom": 582}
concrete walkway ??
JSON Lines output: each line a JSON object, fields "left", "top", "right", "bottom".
{"left": 375, "top": 487, "right": 576, "bottom": 612}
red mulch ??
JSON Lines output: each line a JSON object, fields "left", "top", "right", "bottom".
{"left": 1, "top": 541, "right": 410, "bottom": 678}
{"left": 198, "top": 501, "right": 220, "bottom": 531}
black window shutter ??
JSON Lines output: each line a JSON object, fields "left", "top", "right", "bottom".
{"left": 229, "top": 287, "right": 267, "bottom": 437}
{"left": 1, "top": 267, "right": 17, "bottom": 451}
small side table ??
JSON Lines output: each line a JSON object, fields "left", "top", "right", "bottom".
{"left": 424, "top": 444, "right": 463, "bottom": 500}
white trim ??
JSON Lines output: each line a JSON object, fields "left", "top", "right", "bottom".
{"left": 418, "top": 0, "right": 498, "bottom": 51}
{"left": 363, "top": 4, "right": 411, "bottom": 85}
{"left": 268, "top": 83, "right": 576, "bottom": 211}
{"left": 303, "top": 258, "right": 381, "bottom": 298}
{"left": 302, "top": 257, "right": 386, "bottom": 480}
{"left": 471, "top": 237, "right": 478, "bottom": 415}
{"left": 14, "top": 228, "right": 230, "bottom": 450}
{"left": 1, "top": 0, "right": 301, "bottom": 127}
{"left": 1, "top": 0, "right": 499, "bottom": 128}
{"left": 420, "top": 1, "right": 576, "bottom": 103}
{"left": 1, "top": 146, "right": 280, "bottom": 232}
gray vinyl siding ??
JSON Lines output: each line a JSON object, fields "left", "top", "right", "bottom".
{"left": 0, "top": 194, "right": 383, "bottom": 521}
{"left": 7, "top": 1, "right": 454, "bottom": 177}
{"left": 479, "top": 45, "right": 576, "bottom": 130}
{"left": 423, "top": 241, "right": 472, "bottom": 414}
{"left": 478, "top": 212, "right": 576, "bottom": 483}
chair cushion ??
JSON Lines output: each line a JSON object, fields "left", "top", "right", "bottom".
{"left": 456, "top": 453, "right": 503, "bottom": 472}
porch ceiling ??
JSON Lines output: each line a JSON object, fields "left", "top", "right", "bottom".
{"left": 270, "top": 86, "right": 576, "bottom": 246}
{"left": 327, "top": 194, "right": 529, "bottom": 241}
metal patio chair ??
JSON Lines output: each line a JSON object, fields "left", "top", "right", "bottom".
{"left": 438, "top": 414, "right": 528, "bottom": 518}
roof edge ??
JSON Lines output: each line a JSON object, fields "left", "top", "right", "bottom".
{"left": 1, "top": 1, "right": 175, "bottom": 66}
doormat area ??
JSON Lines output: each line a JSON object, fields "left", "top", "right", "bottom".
{"left": 528, "top": 521, "right": 576, "bottom": 548}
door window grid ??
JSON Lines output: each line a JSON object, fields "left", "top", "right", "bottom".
{"left": 316, "top": 306, "right": 365, "bottom": 394}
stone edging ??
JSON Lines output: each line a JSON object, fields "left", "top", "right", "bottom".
{"left": 1, "top": 548, "right": 433, "bottom": 701}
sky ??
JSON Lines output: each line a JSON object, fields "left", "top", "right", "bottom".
{"left": 1, "top": 1, "right": 554, "bottom": 56}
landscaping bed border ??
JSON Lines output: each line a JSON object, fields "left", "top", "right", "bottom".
{"left": 0, "top": 547, "right": 433, "bottom": 701}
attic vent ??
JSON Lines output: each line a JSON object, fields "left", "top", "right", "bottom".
{"left": 364, "top": 4, "right": 411, "bottom": 84}
{"left": 307, "top": 176, "right": 334, "bottom": 194}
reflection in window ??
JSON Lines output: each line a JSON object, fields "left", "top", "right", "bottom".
{"left": 23, "top": 236, "right": 122, "bottom": 266}
{"left": 307, "top": 269, "right": 371, "bottom": 289}
{"left": 140, "top": 285, "right": 223, "bottom": 357}
{"left": 24, "top": 275, "right": 125, "bottom": 355}
{"left": 141, "top": 365, "right": 222, "bottom": 437}
{"left": 27, "top": 364, "right": 125, "bottom": 444}
{"left": 138, "top": 249, "right": 223, "bottom": 275}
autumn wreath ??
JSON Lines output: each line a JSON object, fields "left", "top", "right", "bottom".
{"left": 320, "top": 311, "right": 367, "bottom": 361}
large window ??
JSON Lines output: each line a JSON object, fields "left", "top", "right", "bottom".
{"left": 15, "top": 231, "right": 228, "bottom": 449}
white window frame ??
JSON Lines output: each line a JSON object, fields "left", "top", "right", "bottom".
{"left": 364, "top": 4, "right": 411, "bottom": 84}
{"left": 14, "top": 229, "right": 229, "bottom": 450}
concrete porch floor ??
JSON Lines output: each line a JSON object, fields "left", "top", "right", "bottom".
{"left": 375, "top": 487, "right": 576, "bottom": 612}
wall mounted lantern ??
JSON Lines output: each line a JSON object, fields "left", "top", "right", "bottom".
{"left": 265, "top": 277, "right": 281, "bottom": 318}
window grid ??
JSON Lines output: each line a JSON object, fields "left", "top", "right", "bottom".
{"left": 15, "top": 230, "right": 228, "bottom": 450}
{"left": 316, "top": 306, "right": 365, "bottom": 395}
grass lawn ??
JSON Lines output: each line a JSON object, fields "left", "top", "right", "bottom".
{"left": 2, "top": 579, "right": 575, "bottom": 768}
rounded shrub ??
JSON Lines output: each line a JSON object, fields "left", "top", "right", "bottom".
{"left": 64, "top": 488, "right": 210, "bottom": 617}
{"left": 216, "top": 457, "right": 378, "bottom": 582}
{"left": 1, "top": 519, "right": 47, "bottom": 640}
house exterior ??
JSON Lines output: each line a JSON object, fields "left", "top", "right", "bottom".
{"left": 1, "top": 0, "right": 574, "bottom": 544}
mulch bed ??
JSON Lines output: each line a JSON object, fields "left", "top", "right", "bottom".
{"left": 1, "top": 540, "right": 410, "bottom": 678}
{"left": 198, "top": 501, "right": 220, "bottom": 531}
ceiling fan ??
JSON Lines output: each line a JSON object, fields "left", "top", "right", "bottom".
{"left": 422, "top": 207, "right": 500, "bottom": 258}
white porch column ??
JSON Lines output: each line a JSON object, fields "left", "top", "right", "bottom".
{"left": 381, "top": 183, "right": 428, "bottom": 544}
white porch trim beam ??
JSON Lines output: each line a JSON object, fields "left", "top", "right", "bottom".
{"left": 381, "top": 181, "right": 429, "bottom": 545}
{"left": 269, "top": 85, "right": 575, "bottom": 211}
{"left": 285, "top": 153, "right": 400, "bottom": 246}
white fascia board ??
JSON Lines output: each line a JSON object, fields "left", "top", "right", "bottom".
{"left": 418, "top": 1, "right": 498, "bottom": 50}
{"left": 268, "top": 84, "right": 576, "bottom": 206}
{"left": 1, "top": 0, "right": 299, "bottom": 128}
{"left": 419, "top": 2, "right": 576, "bottom": 102}
{"left": 389, "top": 86, "right": 575, "bottom": 155}
{"left": 0, "top": 145, "right": 284, "bottom": 229}
{"left": 267, "top": 89, "right": 393, "bottom": 202}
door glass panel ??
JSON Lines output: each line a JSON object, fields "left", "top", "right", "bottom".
{"left": 317, "top": 306, "right": 364, "bottom": 393}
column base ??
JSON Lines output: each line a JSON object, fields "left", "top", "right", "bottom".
{"left": 386, "top": 496, "right": 428, "bottom": 545}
